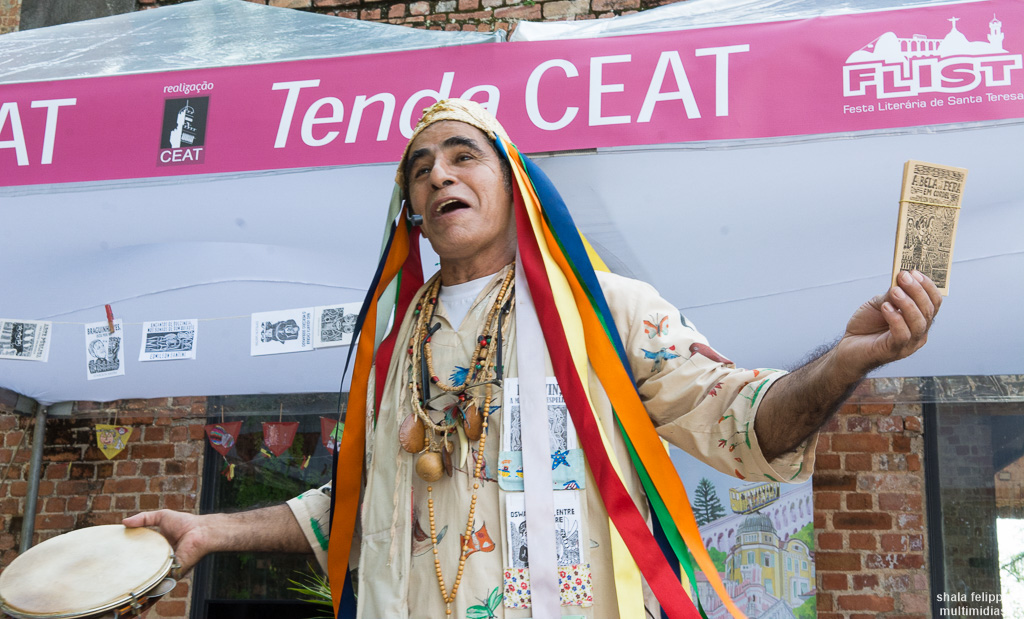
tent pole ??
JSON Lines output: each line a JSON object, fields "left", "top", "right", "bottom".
{"left": 20, "top": 404, "right": 47, "bottom": 553}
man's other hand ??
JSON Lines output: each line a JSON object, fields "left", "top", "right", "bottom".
{"left": 123, "top": 510, "right": 207, "bottom": 575}
{"left": 835, "top": 269, "right": 942, "bottom": 379}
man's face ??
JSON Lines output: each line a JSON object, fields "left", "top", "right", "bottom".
{"left": 405, "top": 121, "right": 515, "bottom": 264}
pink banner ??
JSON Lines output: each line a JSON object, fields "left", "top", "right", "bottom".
{"left": 1, "top": 0, "right": 1021, "bottom": 187}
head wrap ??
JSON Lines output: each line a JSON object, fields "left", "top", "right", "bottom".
{"left": 395, "top": 98, "right": 511, "bottom": 189}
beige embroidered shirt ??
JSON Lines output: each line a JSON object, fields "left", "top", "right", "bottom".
{"left": 287, "top": 267, "right": 816, "bottom": 618}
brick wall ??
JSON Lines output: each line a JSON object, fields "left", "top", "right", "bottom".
{"left": 0, "top": 0, "right": 18, "bottom": 33}
{"left": 136, "top": 0, "right": 677, "bottom": 32}
{"left": 813, "top": 378, "right": 931, "bottom": 618}
{"left": 1, "top": 380, "right": 934, "bottom": 619}
{"left": 0, "top": 398, "right": 207, "bottom": 619}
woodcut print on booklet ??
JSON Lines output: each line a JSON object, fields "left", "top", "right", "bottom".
{"left": 892, "top": 160, "right": 967, "bottom": 295}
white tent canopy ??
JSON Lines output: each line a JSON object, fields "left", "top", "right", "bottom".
{"left": 1, "top": 0, "right": 1021, "bottom": 406}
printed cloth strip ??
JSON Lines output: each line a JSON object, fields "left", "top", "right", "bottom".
{"left": 511, "top": 155, "right": 703, "bottom": 619}
{"left": 510, "top": 146, "right": 742, "bottom": 618}
{"left": 505, "top": 143, "right": 646, "bottom": 619}
{"left": 515, "top": 258, "right": 562, "bottom": 619}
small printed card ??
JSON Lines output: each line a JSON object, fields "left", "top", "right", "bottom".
{"left": 139, "top": 319, "right": 198, "bottom": 361}
{"left": 893, "top": 160, "right": 967, "bottom": 295}
{"left": 505, "top": 490, "right": 582, "bottom": 570}
{"left": 0, "top": 319, "right": 51, "bottom": 362}
{"left": 251, "top": 308, "right": 314, "bottom": 356}
{"left": 313, "top": 302, "right": 361, "bottom": 348}
{"left": 85, "top": 320, "right": 125, "bottom": 380}
{"left": 501, "top": 377, "right": 578, "bottom": 453}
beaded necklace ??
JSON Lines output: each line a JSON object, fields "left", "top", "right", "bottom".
{"left": 399, "top": 266, "right": 515, "bottom": 616}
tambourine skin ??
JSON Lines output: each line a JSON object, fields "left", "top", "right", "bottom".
{"left": 0, "top": 525, "right": 176, "bottom": 619}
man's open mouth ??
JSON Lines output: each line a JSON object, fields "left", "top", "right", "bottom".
{"left": 436, "top": 198, "right": 470, "bottom": 214}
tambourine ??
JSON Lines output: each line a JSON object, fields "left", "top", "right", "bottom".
{"left": 0, "top": 524, "right": 177, "bottom": 619}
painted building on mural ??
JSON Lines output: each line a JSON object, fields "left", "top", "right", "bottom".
{"left": 690, "top": 481, "right": 815, "bottom": 619}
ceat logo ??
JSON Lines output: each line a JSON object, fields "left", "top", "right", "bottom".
{"left": 843, "top": 15, "right": 1023, "bottom": 99}
{"left": 158, "top": 96, "right": 209, "bottom": 166}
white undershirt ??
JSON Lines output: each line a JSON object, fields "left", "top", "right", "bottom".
{"left": 438, "top": 274, "right": 491, "bottom": 329}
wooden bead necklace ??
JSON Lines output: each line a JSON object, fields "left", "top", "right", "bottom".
{"left": 403, "top": 266, "right": 515, "bottom": 615}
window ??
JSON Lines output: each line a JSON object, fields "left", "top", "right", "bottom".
{"left": 191, "top": 393, "right": 343, "bottom": 619}
{"left": 926, "top": 382, "right": 1024, "bottom": 619}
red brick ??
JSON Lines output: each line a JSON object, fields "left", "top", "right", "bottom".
{"left": 593, "top": 0, "right": 638, "bottom": 9}
{"left": 852, "top": 574, "right": 879, "bottom": 590}
{"left": 837, "top": 403, "right": 859, "bottom": 416}
{"left": 141, "top": 461, "right": 160, "bottom": 476}
{"left": 115, "top": 461, "right": 139, "bottom": 476}
{"left": 44, "top": 497, "right": 67, "bottom": 513}
{"left": 814, "top": 492, "right": 841, "bottom": 510}
{"left": 67, "top": 496, "right": 88, "bottom": 511}
{"left": 860, "top": 404, "right": 894, "bottom": 416}
{"left": 457, "top": 10, "right": 491, "bottom": 19}
{"left": 892, "top": 435, "right": 912, "bottom": 453}
{"left": 188, "top": 424, "right": 206, "bottom": 441}
{"left": 837, "top": 594, "right": 895, "bottom": 611}
{"left": 37, "top": 513, "right": 75, "bottom": 530}
{"left": 459, "top": 0, "right": 479, "bottom": 8}
{"left": 846, "top": 493, "right": 872, "bottom": 510}
{"left": 115, "top": 495, "right": 138, "bottom": 510}
{"left": 165, "top": 494, "right": 185, "bottom": 511}
{"left": 830, "top": 433, "right": 890, "bottom": 452}
{"left": 140, "top": 494, "right": 160, "bottom": 510}
{"left": 817, "top": 552, "right": 861, "bottom": 571}
{"left": 821, "top": 573, "right": 848, "bottom": 591}
{"left": 846, "top": 417, "right": 871, "bottom": 432}
{"left": 907, "top": 454, "right": 921, "bottom": 471}
{"left": 818, "top": 532, "right": 844, "bottom": 550}
{"left": 45, "top": 462, "right": 68, "bottom": 479}
{"left": 157, "top": 601, "right": 187, "bottom": 617}
{"left": 858, "top": 473, "right": 920, "bottom": 493}
{"left": 816, "top": 454, "right": 841, "bottom": 470}
{"left": 849, "top": 533, "right": 876, "bottom": 550}
{"left": 494, "top": 4, "right": 541, "bottom": 19}
{"left": 360, "top": 8, "right": 381, "bottom": 19}
{"left": 144, "top": 426, "right": 165, "bottom": 442}
{"left": 845, "top": 453, "right": 873, "bottom": 471}
{"left": 131, "top": 444, "right": 174, "bottom": 459}
{"left": 388, "top": 4, "right": 406, "bottom": 17}
{"left": 115, "top": 478, "right": 147, "bottom": 493}
{"left": 833, "top": 512, "right": 891, "bottom": 530}
{"left": 904, "top": 416, "right": 923, "bottom": 433}
{"left": 70, "top": 462, "right": 95, "bottom": 480}
{"left": 813, "top": 475, "right": 856, "bottom": 491}
{"left": 92, "top": 495, "right": 111, "bottom": 510}
{"left": 878, "top": 492, "right": 922, "bottom": 512}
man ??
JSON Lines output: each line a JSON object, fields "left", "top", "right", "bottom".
{"left": 126, "top": 99, "right": 940, "bottom": 618}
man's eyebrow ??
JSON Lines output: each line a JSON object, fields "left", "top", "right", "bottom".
{"left": 440, "top": 135, "right": 487, "bottom": 154}
{"left": 405, "top": 135, "right": 488, "bottom": 178}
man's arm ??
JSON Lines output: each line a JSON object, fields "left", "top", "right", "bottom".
{"left": 122, "top": 504, "right": 311, "bottom": 574}
{"left": 755, "top": 270, "right": 941, "bottom": 461}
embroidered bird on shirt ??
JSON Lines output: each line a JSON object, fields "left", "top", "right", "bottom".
{"left": 641, "top": 346, "right": 681, "bottom": 372}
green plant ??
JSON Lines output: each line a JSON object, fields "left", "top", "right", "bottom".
{"left": 287, "top": 565, "right": 333, "bottom": 618}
